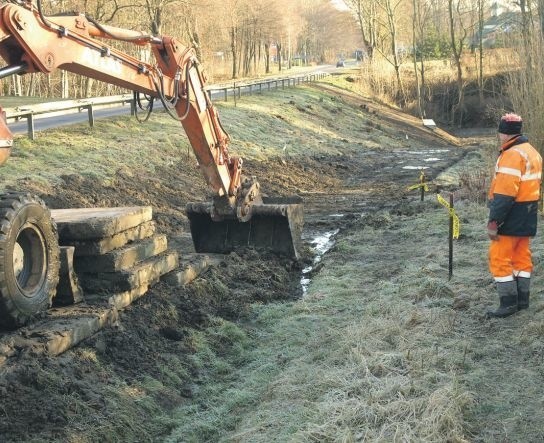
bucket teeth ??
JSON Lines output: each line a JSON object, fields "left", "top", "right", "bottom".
{"left": 186, "top": 197, "right": 303, "bottom": 259}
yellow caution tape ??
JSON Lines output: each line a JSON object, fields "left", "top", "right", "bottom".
{"left": 408, "top": 182, "right": 429, "bottom": 191}
{"left": 436, "top": 194, "right": 460, "bottom": 239}
{"left": 407, "top": 170, "right": 429, "bottom": 192}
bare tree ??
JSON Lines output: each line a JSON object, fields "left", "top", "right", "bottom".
{"left": 375, "top": 0, "right": 406, "bottom": 103}
{"left": 447, "top": 0, "right": 471, "bottom": 125}
{"left": 344, "top": 0, "right": 377, "bottom": 58}
{"left": 411, "top": 0, "right": 423, "bottom": 117}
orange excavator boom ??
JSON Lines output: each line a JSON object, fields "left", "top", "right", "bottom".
{"left": 0, "top": 0, "right": 302, "bottom": 258}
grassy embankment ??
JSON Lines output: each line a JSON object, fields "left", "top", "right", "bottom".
{"left": 1, "top": 76, "right": 361, "bottom": 191}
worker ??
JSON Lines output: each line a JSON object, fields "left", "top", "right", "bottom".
{"left": 487, "top": 113, "right": 542, "bottom": 317}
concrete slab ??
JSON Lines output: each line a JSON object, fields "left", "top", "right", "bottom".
{"left": 0, "top": 305, "right": 118, "bottom": 358}
{"left": 162, "top": 253, "right": 224, "bottom": 287}
{"left": 80, "top": 251, "right": 179, "bottom": 292}
{"left": 54, "top": 246, "right": 84, "bottom": 306}
{"left": 85, "top": 284, "right": 150, "bottom": 311}
{"left": 51, "top": 207, "right": 153, "bottom": 240}
{"left": 61, "top": 221, "right": 156, "bottom": 256}
{"left": 75, "top": 234, "right": 168, "bottom": 273}
{"left": 0, "top": 251, "right": 216, "bottom": 364}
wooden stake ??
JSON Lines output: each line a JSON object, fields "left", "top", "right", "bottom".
{"left": 420, "top": 170, "right": 426, "bottom": 201}
{"left": 449, "top": 193, "right": 454, "bottom": 280}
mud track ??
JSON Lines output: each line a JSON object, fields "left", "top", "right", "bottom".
{"left": 0, "top": 89, "right": 474, "bottom": 442}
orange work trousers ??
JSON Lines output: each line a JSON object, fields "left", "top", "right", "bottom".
{"left": 489, "top": 235, "right": 532, "bottom": 282}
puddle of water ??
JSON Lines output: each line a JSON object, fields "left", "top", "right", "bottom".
{"left": 398, "top": 149, "right": 450, "bottom": 154}
{"left": 402, "top": 165, "right": 430, "bottom": 170}
{"left": 301, "top": 228, "right": 339, "bottom": 295}
{"left": 424, "top": 157, "right": 441, "bottom": 162}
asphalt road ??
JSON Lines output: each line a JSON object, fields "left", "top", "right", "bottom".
{"left": 7, "top": 64, "right": 343, "bottom": 136}
{"left": 8, "top": 105, "right": 135, "bottom": 134}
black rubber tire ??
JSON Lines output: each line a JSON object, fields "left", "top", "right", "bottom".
{"left": 0, "top": 193, "right": 60, "bottom": 330}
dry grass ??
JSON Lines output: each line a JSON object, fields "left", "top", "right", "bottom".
{"left": 351, "top": 48, "right": 519, "bottom": 125}
{"left": 166, "top": 199, "right": 486, "bottom": 441}
{"left": 164, "top": 142, "right": 544, "bottom": 442}
{"left": 506, "top": 38, "right": 544, "bottom": 152}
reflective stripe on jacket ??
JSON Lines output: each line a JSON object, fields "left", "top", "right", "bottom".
{"left": 488, "top": 135, "right": 542, "bottom": 236}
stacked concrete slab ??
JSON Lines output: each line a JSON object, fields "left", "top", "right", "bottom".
{"left": 0, "top": 206, "right": 223, "bottom": 365}
{"left": 51, "top": 207, "right": 179, "bottom": 298}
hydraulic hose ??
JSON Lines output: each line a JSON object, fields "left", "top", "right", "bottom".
{"left": 0, "top": 63, "right": 28, "bottom": 80}
{"left": 133, "top": 91, "right": 154, "bottom": 123}
{"left": 151, "top": 63, "right": 192, "bottom": 122}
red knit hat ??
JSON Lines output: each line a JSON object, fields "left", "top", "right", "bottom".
{"left": 498, "top": 113, "right": 522, "bottom": 135}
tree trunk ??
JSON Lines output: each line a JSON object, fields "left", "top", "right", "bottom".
{"left": 149, "top": 6, "right": 162, "bottom": 35}
{"left": 448, "top": 0, "right": 465, "bottom": 126}
{"left": 539, "top": 0, "right": 544, "bottom": 39}
{"left": 25, "top": 74, "right": 36, "bottom": 97}
{"left": 265, "top": 42, "right": 270, "bottom": 73}
{"left": 85, "top": 77, "right": 94, "bottom": 98}
{"left": 519, "top": 0, "right": 532, "bottom": 69}
{"left": 191, "top": 31, "right": 203, "bottom": 62}
{"left": 12, "top": 75, "right": 22, "bottom": 97}
{"left": 351, "top": 0, "right": 375, "bottom": 59}
{"left": 230, "top": 27, "right": 238, "bottom": 79}
{"left": 412, "top": 0, "right": 423, "bottom": 118}
{"left": 477, "top": 0, "right": 484, "bottom": 105}
{"left": 384, "top": 0, "right": 404, "bottom": 103}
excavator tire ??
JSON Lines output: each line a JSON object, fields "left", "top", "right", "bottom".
{"left": 0, "top": 193, "right": 60, "bottom": 330}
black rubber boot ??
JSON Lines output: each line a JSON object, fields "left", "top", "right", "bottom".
{"left": 517, "top": 276, "right": 531, "bottom": 310}
{"left": 487, "top": 281, "right": 518, "bottom": 318}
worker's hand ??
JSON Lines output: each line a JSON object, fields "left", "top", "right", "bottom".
{"left": 487, "top": 220, "right": 499, "bottom": 241}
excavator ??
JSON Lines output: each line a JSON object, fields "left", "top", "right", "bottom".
{"left": 0, "top": 0, "right": 303, "bottom": 329}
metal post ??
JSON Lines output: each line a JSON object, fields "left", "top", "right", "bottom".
{"left": 224, "top": 88, "right": 228, "bottom": 102}
{"left": 449, "top": 193, "right": 454, "bottom": 280}
{"left": 234, "top": 82, "right": 237, "bottom": 107}
{"left": 27, "top": 114, "right": 35, "bottom": 140}
{"left": 420, "top": 171, "right": 426, "bottom": 202}
{"left": 87, "top": 104, "right": 95, "bottom": 128}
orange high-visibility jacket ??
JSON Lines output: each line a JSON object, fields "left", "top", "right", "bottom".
{"left": 488, "top": 135, "right": 542, "bottom": 236}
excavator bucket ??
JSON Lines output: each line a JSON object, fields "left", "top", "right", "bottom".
{"left": 186, "top": 197, "right": 303, "bottom": 259}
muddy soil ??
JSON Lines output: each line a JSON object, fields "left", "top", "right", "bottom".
{"left": 0, "top": 87, "right": 477, "bottom": 442}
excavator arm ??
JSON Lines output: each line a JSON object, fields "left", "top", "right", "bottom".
{"left": 0, "top": 0, "right": 245, "bottom": 212}
{"left": 0, "top": 0, "right": 302, "bottom": 259}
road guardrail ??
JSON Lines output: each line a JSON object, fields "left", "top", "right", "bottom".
{"left": 5, "top": 71, "right": 329, "bottom": 139}
{"left": 207, "top": 72, "right": 329, "bottom": 102}
{"left": 5, "top": 94, "right": 134, "bottom": 140}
